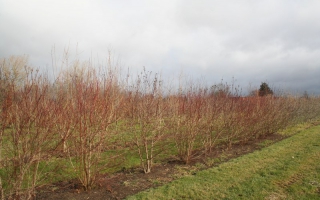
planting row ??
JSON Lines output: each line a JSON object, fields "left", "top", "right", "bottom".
{"left": 1, "top": 56, "right": 320, "bottom": 199}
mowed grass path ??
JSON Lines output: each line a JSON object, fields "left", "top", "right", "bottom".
{"left": 127, "top": 125, "right": 320, "bottom": 200}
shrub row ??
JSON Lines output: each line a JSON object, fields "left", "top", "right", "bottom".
{"left": 1, "top": 55, "right": 320, "bottom": 199}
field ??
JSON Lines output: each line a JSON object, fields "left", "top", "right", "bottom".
{"left": 1, "top": 55, "right": 320, "bottom": 199}
{"left": 128, "top": 123, "right": 320, "bottom": 200}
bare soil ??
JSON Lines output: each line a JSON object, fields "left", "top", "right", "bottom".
{"left": 35, "top": 133, "right": 286, "bottom": 200}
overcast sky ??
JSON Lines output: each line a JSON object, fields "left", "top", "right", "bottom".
{"left": 1, "top": 0, "right": 320, "bottom": 95}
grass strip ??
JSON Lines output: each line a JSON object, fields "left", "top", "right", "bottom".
{"left": 127, "top": 125, "right": 320, "bottom": 200}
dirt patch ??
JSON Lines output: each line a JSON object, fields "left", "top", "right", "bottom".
{"left": 36, "top": 133, "right": 286, "bottom": 200}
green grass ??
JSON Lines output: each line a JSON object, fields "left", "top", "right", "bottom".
{"left": 127, "top": 125, "right": 320, "bottom": 200}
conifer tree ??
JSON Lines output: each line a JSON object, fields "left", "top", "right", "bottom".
{"left": 259, "top": 82, "right": 273, "bottom": 96}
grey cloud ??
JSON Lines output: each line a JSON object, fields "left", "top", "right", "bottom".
{"left": 0, "top": 0, "right": 319, "bottom": 95}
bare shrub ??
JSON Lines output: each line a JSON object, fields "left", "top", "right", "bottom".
{"left": 125, "top": 69, "right": 167, "bottom": 173}
{"left": 0, "top": 55, "right": 29, "bottom": 88}
{"left": 201, "top": 95, "right": 225, "bottom": 154}
{"left": 61, "top": 62, "right": 124, "bottom": 191}
{"left": 0, "top": 69, "right": 60, "bottom": 199}
{"left": 169, "top": 82, "right": 208, "bottom": 164}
